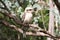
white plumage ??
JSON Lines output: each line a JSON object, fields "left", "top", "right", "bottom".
{"left": 23, "top": 12, "right": 33, "bottom": 23}
{"left": 22, "top": 6, "right": 34, "bottom": 24}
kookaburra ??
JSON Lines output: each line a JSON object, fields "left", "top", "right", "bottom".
{"left": 22, "top": 6, "right": 34, "bottom": 24}
{"left": 22, "top": 6, "right": 34, "bottom": 38}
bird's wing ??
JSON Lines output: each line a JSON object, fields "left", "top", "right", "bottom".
{"left": 22, "top": 13, "right": 25, "bottom": 20}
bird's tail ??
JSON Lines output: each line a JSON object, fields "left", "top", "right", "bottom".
{"left": 23, "top": 31, "right": 26, "bottom": 38}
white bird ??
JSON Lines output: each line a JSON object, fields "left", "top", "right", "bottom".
{"left": 22, "top": 6, "right": 34, "bottom": 38}
{"left": 22, "top": 6, "right": 34, "bottom": 24}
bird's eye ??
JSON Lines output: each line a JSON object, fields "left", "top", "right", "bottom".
{"left": 27, "top": 9, "right": 32, "bottom": 11}
{"left": 26, "top": 9, "right": 33, "bottom": 12}
{"left": 29, "top": 9, "right": 32, "bottom": 11}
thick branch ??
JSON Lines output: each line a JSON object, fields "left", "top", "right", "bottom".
{"left": 0, "top": 20, "right": 48, "bottom": 36}
{"left": 0, "top": 20, "right": 57, "bottom": 40}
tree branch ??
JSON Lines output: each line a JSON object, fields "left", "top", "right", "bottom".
{"left": 0, "top": 0, "right": 11, "bottom": 13}
{"left": 0, "top": 20, "right": 48, "bottom": 36}
{"left": 0, "top": 19, "right": 57, "bottom": 40}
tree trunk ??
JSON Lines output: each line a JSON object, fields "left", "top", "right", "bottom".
{"left": 47, "top": 0, "right": 54, "bottom": 40}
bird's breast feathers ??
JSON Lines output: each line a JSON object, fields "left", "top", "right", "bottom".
{"left": 24, "top": 13, "right": 33, "bottom": 23}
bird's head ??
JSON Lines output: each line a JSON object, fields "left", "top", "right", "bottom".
{"left": 24, "top": 6, "right": 34, "bottom": 13}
